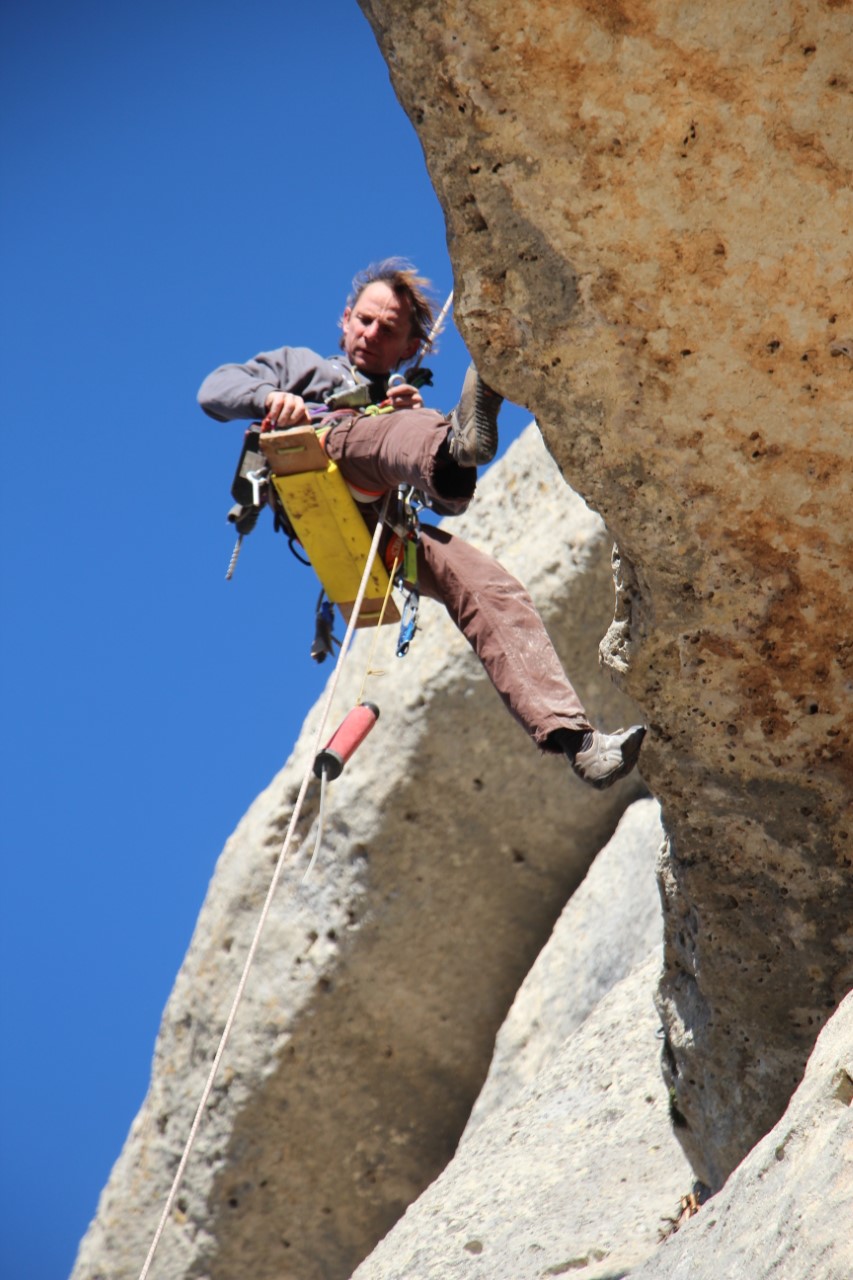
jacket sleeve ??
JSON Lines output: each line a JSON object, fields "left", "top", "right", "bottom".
{"left": 197, "top": 346, "right": 344, "bottom": 422}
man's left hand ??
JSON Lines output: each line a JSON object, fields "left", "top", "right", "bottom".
{"left": 386, "top": 382, "right": 424, "bottom": 411}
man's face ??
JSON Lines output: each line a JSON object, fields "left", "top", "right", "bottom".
{"left": 341, "top": 281, "right": 420, "bottom": 375}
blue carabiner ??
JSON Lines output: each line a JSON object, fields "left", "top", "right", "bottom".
{"left": 396, "top": 588, "right": 420, "bottom": 658}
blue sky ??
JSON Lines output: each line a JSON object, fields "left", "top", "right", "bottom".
{"left": 0, "top": 5, "right": 530, "bottom": 1276}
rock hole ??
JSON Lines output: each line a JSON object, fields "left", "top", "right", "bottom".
{"left": 833, "top": 1069, "right": 853, "bottom": 1106}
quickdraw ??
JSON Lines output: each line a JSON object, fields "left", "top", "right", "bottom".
{"left": 386, "top": 484, "right": 423, "bottom": 659}
{"left": 396, "top": 589, "right": 419, "bottom": 658}
{"left": 310, "top": 592, "right": 340, "bottom": 664}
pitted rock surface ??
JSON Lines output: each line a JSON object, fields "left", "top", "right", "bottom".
{"left": 359, "top": 0, "right": 853, "bottom": 1186}
{"left": 629, "top": 990, "right": 853, "bottom": 1280}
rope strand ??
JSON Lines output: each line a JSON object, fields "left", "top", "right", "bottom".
{"left": 357, "top": 550, "right": 401, "bottom": 704}
{"left": 138, "top": 496, "right": 391, "bottom": 1280}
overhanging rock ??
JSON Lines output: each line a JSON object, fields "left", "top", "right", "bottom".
{"left": 359, "top": 0, "right": 853, "bottom": 1185}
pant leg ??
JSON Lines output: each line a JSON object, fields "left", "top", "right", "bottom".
{"left": 417, "top": 524, "right": 592, "bottom": 749}
{"left": 323, "top": 408, "right": 475, "bottom": 513}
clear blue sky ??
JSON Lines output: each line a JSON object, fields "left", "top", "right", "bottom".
{"left": 0, "top": 5, "right": 529, "bottom": 1276}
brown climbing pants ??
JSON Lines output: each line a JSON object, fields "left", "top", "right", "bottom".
{"left": 324, "top": 408, "right": 592, "bottom": 749}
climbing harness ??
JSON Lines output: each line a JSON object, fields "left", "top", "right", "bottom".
{"left": 221, "top": 289, "right": 453, "bottom": 656}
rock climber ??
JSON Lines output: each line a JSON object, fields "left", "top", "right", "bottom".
{"left": 198, "top": 258, "right": 645, "bottom": 789}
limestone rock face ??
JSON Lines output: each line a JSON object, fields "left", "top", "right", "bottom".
{"left": 465, "top": 796, "right": 665, "bottom": 1136}
{"left": 352, "top": 951, "right": 694, "bottom": 1280}
{"left": 629, "top": 989, "right": 853, "bottom": 1280}
{"left": 359, "top": 0, "right": 853, "bottom": 1186}
{"left": 347, "top": 801, "right": 677, "bottom": 1280}
{"left": 72, "top": 428, "right": 644, "bottom": 1280}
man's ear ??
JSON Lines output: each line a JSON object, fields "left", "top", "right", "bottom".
{"left": 402, "top": 337, "right": 420, "bottom": 363}
{"left": 341, "top": 306, "right": 352, "bottom": 330}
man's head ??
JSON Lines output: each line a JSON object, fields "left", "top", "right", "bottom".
{"left": 341, "top": 259, "right": 435, "bottom": 375}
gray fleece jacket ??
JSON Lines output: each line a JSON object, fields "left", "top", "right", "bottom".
{"left": 197, "top": 346, "right": 388, "bottom": 422}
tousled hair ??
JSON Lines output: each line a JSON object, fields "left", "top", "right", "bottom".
{"left": 346, "top": 258, "right": 436, "bottom": 347}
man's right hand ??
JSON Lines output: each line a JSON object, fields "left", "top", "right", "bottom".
{"left": 263, "top": 391, "right": 311, "bottom": 429}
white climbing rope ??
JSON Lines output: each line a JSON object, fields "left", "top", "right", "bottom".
{"left": 138, "top": 496, "right": 391, "bottom": 1280}
{"left": 413, "top": 288, "right": 453, "bottom": 370}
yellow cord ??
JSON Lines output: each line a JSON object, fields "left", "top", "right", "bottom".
{"left": 357, "top": 551, "right": 401, "bottom": 704}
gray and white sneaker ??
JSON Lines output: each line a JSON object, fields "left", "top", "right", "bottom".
{"left": 568, "top": 725, "right": 646, "bottom": 790}
{"left": 448, "top": 364, "right": 503, "bottom": 467}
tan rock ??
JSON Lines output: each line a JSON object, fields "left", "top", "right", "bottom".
{"left": 359, "top": 0, "right": 853, "bottom": 1185}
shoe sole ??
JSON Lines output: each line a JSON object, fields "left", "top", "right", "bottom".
{"left": 471, "top": 387, "right": 501, "bottom": 465}
{"left": 573, "top": 725, "right": 646, "bottom": 791}
{"left": 449, "top": 368, "right": 502, "bottom": 467}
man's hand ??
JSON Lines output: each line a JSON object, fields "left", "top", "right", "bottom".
{"left": 385, "top": 381, "right": 424, "bottom": 411}
{"left": 263, "top": 391, "right": 312, "bottom": 429}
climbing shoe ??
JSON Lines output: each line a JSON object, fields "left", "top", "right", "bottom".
{"left": 448, "top": 364, "right": 503, "bottom": 467}
{"left": 563, "top": 725, "right": 646, "bottom": 791}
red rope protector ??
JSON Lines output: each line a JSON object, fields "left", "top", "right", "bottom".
{"left": 313, "top": 702, "right": 380, "bottom": 780}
